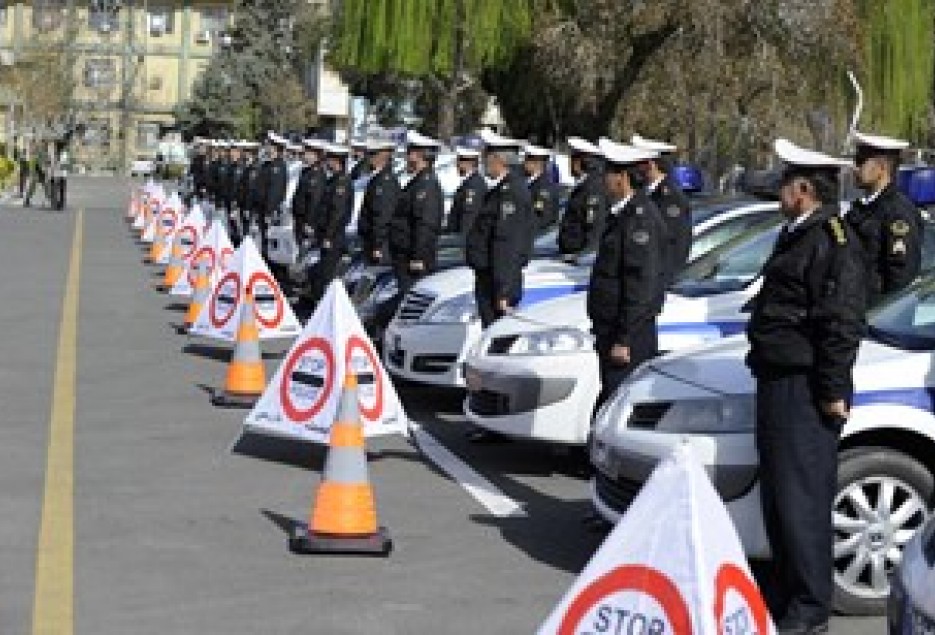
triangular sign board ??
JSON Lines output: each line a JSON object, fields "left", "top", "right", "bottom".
{"left": 190, "top": 236, "right": 301, "bottom": 342}
{"left": 170, "top": 219, "right": 234, "bottom": 297}
{"left": 155, "top": 193, "right": 184, "bottom": 264}
{"left": 537, "top": 445, "right": 775, "bottom": 635}
{"left": 242, "top": 280, "right": 407, "bottom": 444}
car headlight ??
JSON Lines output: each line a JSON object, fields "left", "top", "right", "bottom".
{"left": 344, "top": 262, "right": 366, "bottom": 284}
{"left": 373, "top": 278, "right": 399, "bottom": 304}
{"left": 506, "top": 328, "right": 592, "bottom": 356}
{"left": 656, "top": 396, "right": 755, "bottom": 434}
{"left": 422, "top": 292, "right": 477, "bottom": 323}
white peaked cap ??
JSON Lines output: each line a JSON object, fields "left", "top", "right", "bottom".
{"left": 405, "top": 129, "right": 442, "bottom": 148}
{"left": 479, "top": 127, "right": 522, "bottom": 149}
{"left": 267, "top": 131, "right": 288, "bottom": 145}
{"left": 455, "top": 146, "right": 481, "bottom": 159}
{"left": 523, "top": 143, "right": 552, "bottom": 159}
{"left": 302, "top": 138, "right": 328, "bottom": 150}
{"left": 774, "top": 138, "right": 853, "bottom": 169}
{"left": 366, "top": 138, "right": 396, "bottom": 152}
{"left": 567, "top": 136, "right": 601, "bottom": 156}
{"left": 630, "top": 133, "right": 677, "bottom": 154}
{"left": 853, "top": 131, "right": 910, "bottom": 152}
{"left": 599, "top": 137, "right": 658, "bottom": 165}
{"left": 325, "top": 143, "right": 350, "bottom": 156}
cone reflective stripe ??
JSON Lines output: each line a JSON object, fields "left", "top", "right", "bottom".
{"left": 146, "top": 218, "right": 166, "bottom": 263}
{"left": 183, "top": 261, "right": 210, "bottom": 329}
{"left": 290, "top": 373, "right": 392, "bottom": 555}
{"left": 217, "top": 291, "right": 265, "bottom": 403}
{"left": 162, "top": 232, "right": 185, "bottom": 290}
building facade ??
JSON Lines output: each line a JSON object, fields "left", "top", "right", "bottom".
{"left": 0, "top": 0, "right": 234, "bottom": 171}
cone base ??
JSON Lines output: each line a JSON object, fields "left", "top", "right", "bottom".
{"left": 211, "top": 390, "right": 260, "bottom": 409}
{"left": 289, "top": 524, "right": 392, "bottom": 557}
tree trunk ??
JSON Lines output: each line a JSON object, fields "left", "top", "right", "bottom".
{"left": 437, "top": 0, "right": 465, "bottom": 141}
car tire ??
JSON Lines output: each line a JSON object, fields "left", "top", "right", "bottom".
{"left": 833, "top": 446, "right": 934, "bottom": 615}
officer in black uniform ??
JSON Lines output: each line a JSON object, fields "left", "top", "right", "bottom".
{"left": 349, "top": 141, "right": 370, "bottom": 181}
{"left": 559, "top": 137, "right": 608, "bottom": 259}
{"left": 242, "top": 141, "right": 264, "bottom": 242}
{"left": 291, "top": 138, "right": 328, "bottom": 250}
{"left": 259, "top": 133, "right": 288, "bottom": 259}
{"left": 466, "top": 129, "right": 534, "bottom": 328}
{"left": 188, "top": 138, "right": 209, "bottom": 203}
{"left": 445, "top": 146, "right": 487, "bottom": 235}
{"left": 307, "top": 144, "right": 354, "bottom": 305}
{"left": 222, "top": 141, "right": 245, "bottom": 243}
{"left": 357, "top": 139, "right": 402, "bottom": 265}
{"left": 206, "top": 141, "right": 225, "bottom": 211}
{"left": 587, "top": 139, "right": 666, "bottom": 409}
{"left": 746, "top": 139, "right": 865, "bottom": 635}
{"left": 388, "top": 131, "right": 445, "bottom": 295}
{"left": 632, "top": 133, "right": 691, "bottom": 287}
{"left": 849, "top": 131, "right": 923, "bottom": 307}
{"left": 523, "top": 144, "right": 560, "bottom": 234}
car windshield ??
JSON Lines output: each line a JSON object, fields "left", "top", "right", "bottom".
{"left": 690, "top": 207, "right": 778, "bottom": 261}
{"left": 689, "top": 197, "right": 760, "bottom": 226}
{"left": 869, "top": 274, "right": 935, "bottom": 351}
{"left": 673, "top": 219, "right": 781, "bottom": 297}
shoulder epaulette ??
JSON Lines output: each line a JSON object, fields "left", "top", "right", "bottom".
{"left": 828, "top": 216, "right": 847, "bottom": 245}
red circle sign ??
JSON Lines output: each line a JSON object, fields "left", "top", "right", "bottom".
{"left": 714, "top": 564, "right": 770, "bottom": 635}
{"left": 558, "top": 565, "right": 693, "bottom": 635}
{"left": 209, "top": 271, "right": 242, "bottom": 329}
{"left": 247, "top": 271, "right": 284, "bottom": 330}
{"left": 220, "top": 246, "right": 234, "bottom": 270}
{"left": 280, "top": 337, "right": 336, "bottom": 424}
{"left": 345, "top": 335, "right": 384, "bottom": 422}
{"left": 187, "top": 246, "right": 216, "bottom": 286}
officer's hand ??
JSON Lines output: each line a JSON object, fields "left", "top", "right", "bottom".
{"left": 409, "top": 260, "right": 424, "bottom": 272}
{"left": 496, "top": 299, "right": 513, "bottom": 314}
{"left": 372, "top": 250, "right": 383, "bottom": 261}
{"left": 820, "top": 400, "right": 849, "bottom": 419}
{"left": 321, "top": 239, "right": 331, "bottom": 249}
{"left": 610, "top": 344, "right": 631, "bottom": 365}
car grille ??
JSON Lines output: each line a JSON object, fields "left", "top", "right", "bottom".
{"left": 628, "top": 402, "right": 673, "bottom": 430}
{"left": 594, "top": 472, "right": 643, "bottom": 514}
{"left": 487, "top": 335, "right": 519, "bottom": 355}
{"left": 468, "top": 389, "right": 510, "bottom": 416}
{"left": 350, "top": 275, "right": 376, "bottom": 305}
{"left": 397, "top": 290, "right": 436, "bottom": 322}
{"left": 412, "top": 355, "right": 458, "bottom": 374}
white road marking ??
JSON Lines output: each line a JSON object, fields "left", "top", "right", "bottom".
{"left": 408, "top": 422, "right": 527, "bottom": 518}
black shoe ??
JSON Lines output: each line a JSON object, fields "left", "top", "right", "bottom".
{"left": 775, "top": 615, "right": 829, "bottom": 634}
{"left": 466, "top": 429, "right": 510, "bottom": 444}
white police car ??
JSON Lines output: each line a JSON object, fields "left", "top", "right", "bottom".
{"left": 888, "top": 515, "right": 935, "bottom": 633}
{"left": 461, "top": 218, "right": 785, "bottom": 444}
{"left": 385, "top": 200, "right": 782, "bottom": 389}
{"left": 590, "top": 274, "right": 935, "bottom": 615}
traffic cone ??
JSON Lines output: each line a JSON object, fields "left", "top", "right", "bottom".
{"left": 160, "top": 232, "right": 185, "bottom": 291}
{"left": 211, "top": 290, "right": 266, "bottom": 408}
{"left": 289, "top": 373, "right": 392, "bottom": 556}
{"left": 145, "top": 218, "right": 166, "bottom": 263}
{"left": 180, "top": 261, "right": 209, "bottom": 333}
{"left": 126, "top": 193, "right": 139, "bottom": 222}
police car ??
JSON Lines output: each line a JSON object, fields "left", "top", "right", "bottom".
{"left": 589, "top": 272, "right": 935, "bottom": 615}
{"left": 888, "top": 515, "right": 935, "bottom": 633}
{"left": 462, "top": 216, "right": 784, "bottom": 444}
{"left": 384, "top": 200, "right": 782, "bottom": 389}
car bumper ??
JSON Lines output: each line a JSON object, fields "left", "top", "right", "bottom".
{"left": 589, "top": 429, "right": 770, "bottom": 557}
{"left": 383, "top": 321, "right": 478, "bottom": 387}
{"left": 462, "top": 352, "right": 599, "bottom": 445}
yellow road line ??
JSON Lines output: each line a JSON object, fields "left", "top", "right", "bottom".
{"left": 32, "top": 210, "right": 83, "bottom": 635}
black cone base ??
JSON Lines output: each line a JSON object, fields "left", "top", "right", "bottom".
{"left": 289, "top": 523, "right": 392, "bottom": 557}
{"left": 211, "top": 391, "right": 260, "bottom": 409}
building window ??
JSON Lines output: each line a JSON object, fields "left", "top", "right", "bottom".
{"left": 147, "top": 5, "right": 175, "bottom": 36}
{"left": 83, "top": 119, "right": 111, "bottom": 147}
{"left": 136, "top": 122, "right": 160, "bottom": 150}
{"left": 33, "top": 0, "right": 65, "bottom": 32}
{"left": 0, "top": 2, "right": 8, "bottom": 28}
{"left": 88, "top": 0, "right": 120, "bottom": 34}
{"left": 197, "top": 6, "right": 228, "bottom": 42}
{"left": 84, "top": 58, "right": 117, "bottom": 88}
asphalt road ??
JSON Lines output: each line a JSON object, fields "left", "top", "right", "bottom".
{"left": 1, "top": 177, "right": 885, "bottom": 634}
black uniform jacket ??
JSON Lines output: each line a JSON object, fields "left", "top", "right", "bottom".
{"left": 587, "top": 191, "right": 665, "bottom": 346}
{"left": 746, "top": 205, "right": 866, "bottom": 402}
{"left": 357, "top": 164, "right": 402, "bottom": 252}
{"left": 292, "top": 163, "right": 327, "bottom": 231}
{"left": 446, "top": 171, "right": 487, "bottom": 235}
{"left": 559, "top": 171, "right": 608, "bottom": 255}
{"left": 388, "top": 168, "right": 444, "bottom": 266}
{"left": 649, "top": 175, "right": 692, "bottom": 284}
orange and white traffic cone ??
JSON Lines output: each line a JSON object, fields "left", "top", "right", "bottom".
{"left": 145, "top": 217, "right": 166, "bottom": 263}
{"left": 180, "top": 261, "right": 210, "bottom": 334}
{"left": 160, "top": 232, "right": 185, "bottom": 292}
{"left": 289, "top": 372, "right": 392, "bottom": 556}
{"left": 126, "top": 193, "right": 139, "bottom": 222}
{"left": 211, "top": 290, "right": 266, "bottom": 408}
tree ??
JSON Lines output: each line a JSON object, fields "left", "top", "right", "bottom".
{"left": 11, "top": 40, "right": 74, "bottom": 136}
{"left": 329, "top": 0, "right": 534, "bottom": 139}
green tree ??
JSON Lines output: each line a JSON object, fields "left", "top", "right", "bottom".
{"left": 330, "top": 0, "right": 534, "bottom": 139}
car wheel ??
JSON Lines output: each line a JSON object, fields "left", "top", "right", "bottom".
{"left": 833, "top": 446, "right": 933, "bottom": 615}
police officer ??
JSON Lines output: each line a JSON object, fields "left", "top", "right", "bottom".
{"left": 631, "top": 133, "right": 691, "bottom": 287}
{"left": 188, "top": 138, "right": 209, "bottom": 203}
{"left": 206, "top": 140, "right": 226, "bottom": 211}
{"left": 523, "top": 144, "right": 560, "bottom": 234}
{"left": 746, "top": 139, "right": 865, "bottom": 634}
{"left": 357, "top": 139, "right": 402, "bottom": 265}
{"left": 559, "top": 137, "right": 608, "bottom": 259}
{"left": 388, "top": 131, "right": 445, "bottom": 295}
{"left": 445, "top": 146, "right": 487, "bottom": 235}
{"left": 349, "top": 140, "right": 370, "bottom": 181}
{"left": 222, "top": 141, "right": 246, "bottom": 242}
{"left": 466, "top": 128, "right": 534, "bottom": 327}
{"left": 588, "top": 138, "right": 666, "bottom": 409}
{"left": 240, "top": 141, "right": 263, "bottom": 242}
{"left": 307, "top": 144, "right": 354, "bottom": 305}
{"left": 291, "top": 138, "right": 328, "bottom": 250}
{"left": 849, "top": 131, "right": 923, "bottom": 307}
{"left": 259, "top": 133, "right": 289, "bottom": 259}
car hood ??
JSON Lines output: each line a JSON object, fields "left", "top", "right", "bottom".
{"left": 488, "top": 292, "right": 589, "bottom": 337}
{"left": 410, "top": 259, "right": 590, "bottom": 303}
